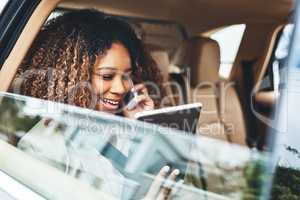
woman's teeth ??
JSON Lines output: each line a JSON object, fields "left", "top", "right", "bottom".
{"left": 103, "top": 98, "right": 119, "bottom": 105}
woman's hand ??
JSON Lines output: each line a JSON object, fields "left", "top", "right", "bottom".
{"left": 143, "top": 166, "right": 181, "bottom": 200}
{"left": 123, "top": 83, "right": 154, "bottom": 118}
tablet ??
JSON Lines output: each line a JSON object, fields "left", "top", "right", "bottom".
{"left": 134, "top": 103, "right": 202, "bottom": 134}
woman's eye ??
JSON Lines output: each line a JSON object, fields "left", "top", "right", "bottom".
{"left": 101, "top": 74, "right": 114, "bottom": 81}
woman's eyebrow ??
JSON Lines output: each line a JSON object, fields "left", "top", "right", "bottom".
{"left": 96, "top": 66, "right": 118, "bottom": 71}
{"left": 95, "top": 66, "right": 132, "bottom": 73}
{"left": 94, "top": 67, "right": 118, "bottom": 73}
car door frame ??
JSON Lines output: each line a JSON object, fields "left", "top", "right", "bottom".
{"left": 0, "top": 0, "right": 61, "bottom": 92}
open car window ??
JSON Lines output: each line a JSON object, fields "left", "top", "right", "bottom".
{"left": 0, "top": 92, "right": 270, "bottom": 199}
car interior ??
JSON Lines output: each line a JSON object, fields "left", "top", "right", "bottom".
{"left": 0, "top": 0, "right": 296, "bottom": 199}
{"left": 0, "top": 0, "right": 294, "bottom": 149}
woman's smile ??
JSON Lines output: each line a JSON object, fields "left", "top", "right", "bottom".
{"left": 99, "top": 97, "right": 122, "bottom": 111}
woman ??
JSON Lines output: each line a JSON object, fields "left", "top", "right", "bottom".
{"left": 15, "top": 9, "right": 164, "bottom": 116}
{"left": 14, "top": 10, "right": 179, "bottom": 199}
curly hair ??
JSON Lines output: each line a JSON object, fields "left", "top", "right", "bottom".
{"left": 13, "top": 9, "right": 164, "bottom": 109}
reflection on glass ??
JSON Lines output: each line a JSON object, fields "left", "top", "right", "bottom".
{"left": 270, "top": 3, "right": 300, "bottom": 199}
{"left": 0, "top": 94, "right": 40, "bottom": 145}
{"left": 0, "top": 92, "right": 269, "bottom": 200}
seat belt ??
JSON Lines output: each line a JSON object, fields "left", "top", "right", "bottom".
{"left": 100, "top": 142, "right": 129, "bottom": 176}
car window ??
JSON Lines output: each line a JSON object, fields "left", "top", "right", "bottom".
{"left": 0, "top": 92, "right": 269, "bottom": 199}
{"left": 269, "top": 7, "right": 300, "bottom": 199}
{"left": 210, "top": 24, "right": 246, "bottom": 79}
{"left": 255, "top": 24, "right": 293, "bottom": 94}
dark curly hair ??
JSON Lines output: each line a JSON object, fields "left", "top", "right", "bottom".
{"left": 13, "top": 9, "right": 164, "bottom": 108}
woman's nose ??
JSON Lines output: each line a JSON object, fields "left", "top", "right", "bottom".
{"left": 110, "top": 77, "right": 127, "bottom": 95}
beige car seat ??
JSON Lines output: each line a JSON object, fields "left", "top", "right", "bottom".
{"left": 174, "top": 37, "right": 247, "bottom": 146}
{"left": 150, "top": 50, "right": 178, "bottom": 107}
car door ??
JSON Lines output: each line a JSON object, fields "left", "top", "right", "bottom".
{"left": 0, "top": 0, "right": 41, "bottom": 68}
{"left": 0, "top": 0, "right": 60, "bottom": 92}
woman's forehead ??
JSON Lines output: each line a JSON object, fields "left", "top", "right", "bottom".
{"left": 94, "top": 43, "right": 132, "bottom": 72}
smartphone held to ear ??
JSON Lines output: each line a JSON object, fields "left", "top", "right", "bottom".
{"left": 124, "top": 88, "right": 139, "bottom": 110}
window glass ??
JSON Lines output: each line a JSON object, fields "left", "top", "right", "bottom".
{"left": 0, "top": 92, "right": 269, "bottom": 199}
{"left": 210, "top": 24, "right": 246, "bottom": 79}
{"left": 269, "top": 17, "right": 300, "bottom": 199}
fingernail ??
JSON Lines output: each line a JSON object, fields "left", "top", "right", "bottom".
{"left": 162, "top": 166, "right": 170, "bottom": 172}
{"left": 174, "top": 169, "right": 180, "bottom": 175}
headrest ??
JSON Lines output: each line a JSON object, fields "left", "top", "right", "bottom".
{"left": 150, "top": 50, "right": 170, "bottom": 82}
{"left": 172, "top": 37, "right": 221, "bottom": 87}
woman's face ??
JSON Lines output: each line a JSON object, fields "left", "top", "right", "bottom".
{"left": 92, "top": 42, "right": 133, "bottom": 113}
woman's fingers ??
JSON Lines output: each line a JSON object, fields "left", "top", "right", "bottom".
{"left": 156, "top": 169, "right": 180, "bottom": 200}
{"left": 144, "top": 167, "right": 181, "bottom": 200}
{"left": 133, "top": 83, "right": 148, "bottom": 95}
{"left": 136, "top": 94, "right": 154, "bottom": 109}
{"left": 124, "top": 83, "right": 153, "bottom": 112}
{"left": 145, "top": 166, "right": 170, "bottom": 199}
{"left": 125, "top": 94, "right": 154, "bottom": 111}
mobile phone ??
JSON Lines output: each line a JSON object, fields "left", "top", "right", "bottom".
{"left": 124, "top": 88, "right": 139, "bottom": 110}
